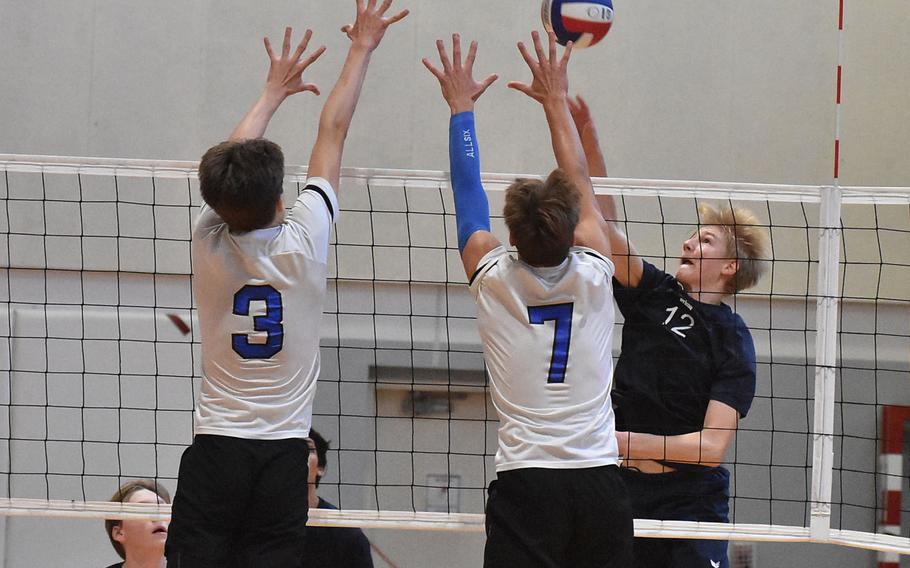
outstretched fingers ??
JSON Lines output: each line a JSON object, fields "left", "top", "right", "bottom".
{"left": 506, "top": 79, "right": 533, "bottom": 97}
{"left": 510, "top": 39, "right": 539, "bottom": 99}
{"left": 371, "top": 0, "right": 408, "bottom": 28}
{"left": 292, "top": 28, "right": 313, "bottom": 62}
{"left": 548, "top": 30, "right": 558, "bottom": 64}
{"left": 515, "top": 40, "right": 538, "bottom": 73}
{"left": 426, "top": 35, "right": 499, "bottom": 110}
{"left": 464, "top": 40, "right": 481, "bottom": 73}
{"left": 435, "top": 38, "right": 452, "bottom": 73}
{"left": 261, "top": 27, "right": 327, "bottom": 99}
{"left": 384, "top": 8, "right": 409, "bottom": 27}
{"left": 296, "top": 44, "right": 326, "bottom": 72}
{"left": 476, "top": 72, "right": 499, "bottom": 99}
{"left": 422, "top": 57, "right": 444, "bottom": 81}
{"left": 559, "top": 38, "right": 574, "bottom": 67}
{"left": 451, "top": 33, "right": 463, "bottom": 69}
{"left": 293, "top": 82, "right": 321, "bottom": 96}
{"left": 282, "top": 26, "right": 292, "bottom": 57}
{"left": 342, "top": 0, "right": 408, "bottom": 49}
{"left": 531, "top": 30, "right": 547, "bottom": 66}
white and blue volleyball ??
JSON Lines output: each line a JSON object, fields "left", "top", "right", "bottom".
{"left": 541, "top": 0, "right": 614, "bottom": 49}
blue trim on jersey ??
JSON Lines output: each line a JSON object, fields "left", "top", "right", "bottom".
{"left": 449, "top": 112, "right": 491, "bottom": 252}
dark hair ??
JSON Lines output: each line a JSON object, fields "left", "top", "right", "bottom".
{"left": 105, "top": 479, "right": 171, "bottom": 560}
{"left": 198, "top": 138, "right": 285, "bottom": 231}
{"left": 309, "top": 428, "right": 330, "bottom": 487}
{"left": 503, "top": 169, "right": 580, "bottom": 267}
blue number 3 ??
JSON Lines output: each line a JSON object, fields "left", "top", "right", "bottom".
{"left": 528, "top": 303, "right": 574, "bottom": 384}
{"left": 232, "top": 284, "right": 283, "bottom": 359}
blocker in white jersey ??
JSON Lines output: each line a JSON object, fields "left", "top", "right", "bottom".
{"left": 470, "top": 245, "right": 619, "bottom": 471}
{"left": 167, "top": 9, "right": 410, "bottom": 566}
{"left": 424, "top": 31, "right": 633, "bottom": 567}
{"left": 192, "top": 177, "right": 337, "bottom": 440}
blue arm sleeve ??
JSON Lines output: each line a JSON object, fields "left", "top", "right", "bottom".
{"left": 449, "top": 112, "right": 491, "bottom": 252}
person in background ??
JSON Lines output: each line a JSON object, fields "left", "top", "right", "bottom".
{"left": 104, "top": 479, "right": 171, "bottom": 568}
{"left": 304, "top": 429, "right": 374, "bottom": 568}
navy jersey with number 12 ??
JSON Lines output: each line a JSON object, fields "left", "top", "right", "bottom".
{"left": 470, "top": 246, "right": 619, "bottom": 472}
{"left": 612, "top": 261, "right": 757, "bottom": 443}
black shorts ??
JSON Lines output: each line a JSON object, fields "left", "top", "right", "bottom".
{"left": 620, "top": 466, "right": 731, "bottom": 568}
{"left": 165, "top": 434, "right": 310, "bottom": 568}
{"left": 484, "top": 465, "right": 633, "bottom": 568}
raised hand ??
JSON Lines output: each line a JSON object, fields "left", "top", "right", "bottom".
{"left": 507, "top": 30, "right": 572, "bottom": 104}
{"left": 229, "top": 27, "right": 326, "bottom": 140}
{"left": 422, "top": 34, "right": 499, "bottom": 115}
{"left": 262, "top": 27, "right": 326, "bottom": 101}
{"left": 340, "top": 0, "right": 409, "bottom": 52}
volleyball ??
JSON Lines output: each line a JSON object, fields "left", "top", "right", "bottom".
{"left": 541, "top": 0, "right": 614, "bottom": 49}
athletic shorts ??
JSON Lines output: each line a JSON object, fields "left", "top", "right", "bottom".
{"left": 165, "top": 434, "right": 310, "bottom": 568}
{"left": 620, "top": 466, "right": 731, "bottom": 568}
{"left": 484, "top": 465, "right": 633, "bottom": 568}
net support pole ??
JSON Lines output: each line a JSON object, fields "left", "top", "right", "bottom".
{"left": 811, "top": 0, "right": 847, "bottom": 542}
{"left": 809, "top": 184, "right": 842, "bottom": 541}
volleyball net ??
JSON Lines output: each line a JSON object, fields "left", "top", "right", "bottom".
{"left": 0, "top": 154, "right": 908, "bottom": 556}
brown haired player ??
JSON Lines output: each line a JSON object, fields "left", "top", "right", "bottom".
{"left": 165, "top": 3, "right": 408, "bottom": 567}
{"left": 423, "top": 31, "right": 633, "bottom": 567}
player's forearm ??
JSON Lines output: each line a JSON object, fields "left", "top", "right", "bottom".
{"left": 595, "top": 193, "right": 619, "bottom": 224}
{"left": 543, "top": 97, "right": 605, "bottom": 229}
{"left": 229, "top": 91, "right": 285, "bottom": 141}
{"left": 543, "top": 96, "right": 589, "bottom": 184}
{"left": 449, "top": 111, "right": 490, "bottom": 252}
{"left": 580, "top": 127, "right": 608, "bottom": 178}
{"left": 316, "top": 44, "right": 372, "bottom": 144}
{"left": 624, "top": 429, "right": 730, "bottom": 468}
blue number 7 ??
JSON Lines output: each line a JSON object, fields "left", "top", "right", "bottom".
{"left": 232, "top": 284, "right": 283, "bottom": 359}
{"left": 527, "top": 303, "right": 574, "bottom": 384}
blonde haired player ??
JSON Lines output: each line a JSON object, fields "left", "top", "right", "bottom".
{"left": 569, "top": 94, "right": 771, "bottom": 568}
{"left": 423, "top": 31, "right": 633, "bottom": 567}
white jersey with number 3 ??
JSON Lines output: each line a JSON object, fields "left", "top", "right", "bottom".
{"left": 191, "top": 177, "right": 337, "bottom": 440}
{"left": 470, "top": 246, "right": 619, "bottom": 472}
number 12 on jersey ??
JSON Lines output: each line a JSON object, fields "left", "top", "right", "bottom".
{"left": 527, "top": 303, "right": 574, "bottom": 384}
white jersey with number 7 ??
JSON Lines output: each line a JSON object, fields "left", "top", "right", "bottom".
{"left": 469, "top": 245, "right": 619, "bottom": 472}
